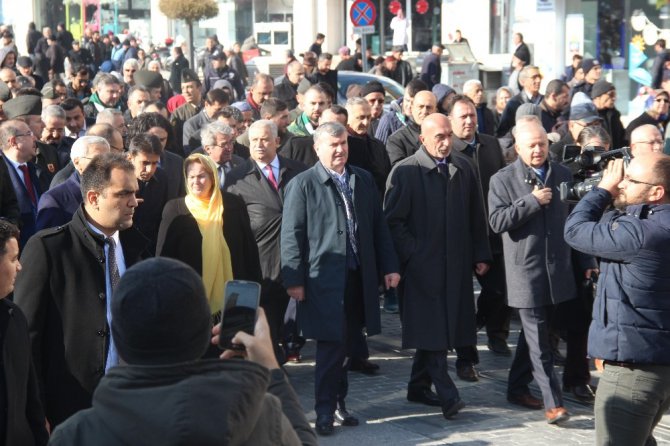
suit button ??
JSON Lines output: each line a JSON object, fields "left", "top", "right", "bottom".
{"left": 337, "top": 230, "right": 343, "bottom": 235}
{"left": 98, "top": 292, "right": 106, "bottom": 301}
{"left": 98, "top": 257, "right": 105, "bottom": 263}
{"left": 97, "top": 330, "right": 105, "bottom": 337}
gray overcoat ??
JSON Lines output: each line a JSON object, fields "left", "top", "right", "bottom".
{"left": 488, "top": 158, "right": 577, "bottom": 308}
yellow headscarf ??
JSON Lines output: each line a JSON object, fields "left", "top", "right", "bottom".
{"left": 184, "top": 154, "right": 233, "bottom": 314}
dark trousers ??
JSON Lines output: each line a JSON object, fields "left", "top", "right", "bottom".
{"left": 408, "top": 349, "right": 459, "bottom": 406}
{"left": 508, "top": 305, "right": 563, "bottom": 409}
{"left": 554, "top": 294, "right": 592, "bottom": 387}
{"left": 260, "top": 283, "right": 291, "bottom": 364}
{"left": 475, "top": 253, "right": 511, "bottom": 342}
{"left": 314, "top": 270, "right": 364, "bottom": 417}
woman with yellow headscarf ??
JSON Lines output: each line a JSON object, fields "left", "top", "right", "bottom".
{"left": 157, "top": 153, "right": 261, "bottom": 357}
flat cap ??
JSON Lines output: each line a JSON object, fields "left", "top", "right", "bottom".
{"left": 134, "top": 70, "right": 163, "bottom": 89}
{"left": 3, "top": 95, "right": 42, "bottom": 118}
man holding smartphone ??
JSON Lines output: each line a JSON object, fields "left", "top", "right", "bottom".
{"left": 281, "top": 122, "right": 400, "bottom": 436}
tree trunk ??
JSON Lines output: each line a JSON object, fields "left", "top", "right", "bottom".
{"left": 188, "top": 20, "right": 195, "bottom": 72}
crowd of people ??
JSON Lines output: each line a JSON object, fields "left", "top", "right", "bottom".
{"left": 0, "top": 20, "right": 669, "bottom": 446}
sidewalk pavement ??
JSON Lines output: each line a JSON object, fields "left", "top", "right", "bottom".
{"left": 285, "top": 310, "right": 670, "bottom": 445}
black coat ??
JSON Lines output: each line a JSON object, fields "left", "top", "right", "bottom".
{"left": 279, "top": 135, "right": 318, "bottom": 167}
{"left": 386, "top": 119, "right": 421, "bottom": 165}
{"left": 35, "top": 141, "right": 62, "bottom": 192}
{"left": 384, "top": 148, "right": 491, "bottom": 349}
{"left": 3, "top": 157, "right": 41, "bottom": 247}
{"left": 0, "top": 155, "right": 19, "bottom": 225}
{"left": 496, "top": 92, "right": 544, "bottom": 137}
{"left": 452, "top": 133, "right": 506, "bottom": 253}
{"left": 347, "top": 133, "right": 391, "bottom": 196}
{"left": 134, "top": 168, "right": 170, "bottom": 254}
{"left": 308, "top": 69, "right": 337, "bottom": 97}
{"left": 272, "top": 77, "right": 299, "bottom": 110}
{"left": 169, "top": 54, "right": 189, "bottom": 94}
{"left": 13, "top": 206, "right": 151, "bottom": 426}
{"left": 598, "top": 107, "right": 628, "bottom": 149}
{"left": 0, "top": 299, "right": 48, "bottom": 446}
{"left": 156, "top": 195, "right": 262, "bottom": 283}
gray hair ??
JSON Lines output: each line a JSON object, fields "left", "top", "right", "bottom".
{"left": 70, "top": 135, "right": 110, "bottom": 161}
{"left": 512, "top": 115, "right": 544, "bottom": 139}
{"left": 41, "top": 104, "right": 66, "bottom": 122}
{"left": 345, "top": 96, "right": 368, "bottom": 112}
{"left": 248, "top": 119, "right": 278, "bottom": 139}
{"left": 519, "top": 65, "right": 540, "bottom": 82}
{"left": 496, "top": 86, "right": 513, "bottom": 98}
{"left": 313, "top": 121, "right": 346, "bottom": 145}
{"left": 147, "top": 60, "right": 161, "bottom": 71}
{"left": 201, "top": 121, "right": 233, "bottom": 147}
{"left": 96, "top": 108, "right": 123, "bottom": 125}
{"left": 123, "top": 58, "right": 139, "bottom": 70}
{"left": 462, "top": 79, "right": 482, "bottom": 93}
{"left": 92, "top": 72, "right": 122, "bottom": 89}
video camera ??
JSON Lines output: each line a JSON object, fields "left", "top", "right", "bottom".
{"left": 559, "top": 144, "right": 632, "bottom": 203}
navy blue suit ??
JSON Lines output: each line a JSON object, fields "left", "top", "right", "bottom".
{"left": 3, "top": 156, "right": 41, "bottom": 247}
{"left": 36, "top": 172, "right": 81, "bottom": 231}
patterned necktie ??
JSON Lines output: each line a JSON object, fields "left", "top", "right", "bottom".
{"left": 19, "top": 164, "right": 37, "bottom": 205}
{"left": 265, "top": 165, "right": 279, "bottom": 191}
{"left": 331, "top": 174, "right": 359, "bottom": 267}
{"left": 107, "top": 237, "right": 121, "bottom": 290}
{"left": 437, "top": 161, "right": 449, "bottom": 176}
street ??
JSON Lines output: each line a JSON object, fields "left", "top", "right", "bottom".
{"left": 286, "top": 310, "right": 670, "bottom": 445}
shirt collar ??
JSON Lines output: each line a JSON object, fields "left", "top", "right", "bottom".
{"left": 256, "top": 155, "right": 279, "bottom": 170}
{"left": 86, "top": 220, "right": 120, "bottom": 244}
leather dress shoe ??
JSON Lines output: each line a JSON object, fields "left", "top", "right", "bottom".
{"left": 456, "top": 364, "right": 479, "bottom": 382}
{"left": 315, "top": 414, "right": 334, "bottom": 436}
{"left": 545, "top": 407, "right": 570, "bottom": 424}
{"left": 487, "top": 339, "right": 512, "bottom": 356}
{"left": 442, "top": 398, "right": 466, "bottom": 419}
{"left": 349, "top": 358, "right": 380, "bottom": 375}
{"left": 564, "top": 384, "right": 596, "bottom": 403}
{"left": 335, "top": 409, "right": 359, "bottom": 426}
{"left": 407, "top": 388, "right": 442, "bottom": 407}
{"left": 507, "top": 393, "right": 543, "bottom": 410}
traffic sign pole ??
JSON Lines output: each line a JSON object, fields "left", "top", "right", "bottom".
{"left": 350, "top": 0, "right": 377, "bottom": 74}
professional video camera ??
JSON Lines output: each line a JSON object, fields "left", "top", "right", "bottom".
{"left": 559, "top": 144, "right": 632, "bottom": 203}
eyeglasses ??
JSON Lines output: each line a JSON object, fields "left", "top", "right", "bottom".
{"left": 636, "top": 139, "right": 663, "bottom": 146}
{"left": 14, "top": 131, "right": 33, "bottom": 138}
{"left": 624, "top": 175, "right": 657, "bottom": 187}
{"left": 655, "top": 98, "right": 670, "bottom": 104}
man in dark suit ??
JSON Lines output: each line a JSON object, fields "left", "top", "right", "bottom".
{"left": 512, "top": 33, "right": 531, "bottom": 66}
{"left": 126, "top": 134, "right": 169, "bottom": 254}
{"left": 384, "top": 113, "right": 491, "bottom": 420}
{"left": 281, "top": 122, "right": 399, "bottom": 436}
{"left": 488, "top": 116, "right": 592, "bottom": 424}
{"left": 199, "top": 121, "right": 244, "bottom": 188}
{"left": 386, "top": 90, "right": 436, "bottom": 165}
{"left": 0, "top": 220, "right": 49, "bottom": 446}
{"left": 225, "top": 119, "right": 306, "bottom": 362}
{"left": 14, "top": 152, "right": 150, "bottom": 427}
{"left": 3, "top": 96, "right": 62, "bottom": 192}
{"left": 496, "top": 66, "right": 544, "bottom": 138}
{"left": 447, "top": 95, "right": 509, "bottom": 365}
{"left": 0, "top": 156, "right": 19, "bottom": 225}
{"left": 0, "top": 119, "right": 42, "bottom": 247}
{"left": 36, "top": 135, "right": 110, "bottom": 230}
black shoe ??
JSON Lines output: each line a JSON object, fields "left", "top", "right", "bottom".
{"left": 442, "top": 398, "right": 466, "bottom": 419}
{"left": 315, "top": 414, "right": 334, "bottom": 436}
{"left": 487, "top": 338, "right": 512, "bottom": 356}
{"left": 564, "top": 384, "right": 596, "bottom": 404}
{"left": 335, "top": 409, "right": 359, "bottom": 426}
{"left": 456, "top": 365, "right": 479, "bottom": 382}
{"left": 407, "top": 388, "right": 442, "bottom": 407}
{"left": 349, "top": 359, "right": 380, "bottom": 375}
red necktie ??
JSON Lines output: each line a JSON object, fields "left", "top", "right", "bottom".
{"left": 19, "top": 164, "right": 37, "bottom": 205}
{"left": 265, "top": 165, "right": 278, "bottom": 191}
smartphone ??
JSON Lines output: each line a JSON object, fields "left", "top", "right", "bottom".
{"left": 218, "top": 280, "right": 261, "bottom": 351}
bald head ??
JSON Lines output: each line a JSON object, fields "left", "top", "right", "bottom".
{"left": 419, "top": 113, "right": 453, "bottom": 160}
{"left": 630, "top": 124, "right": 664, "bottom": 156}
{"left": 411, "top": 91, "right": 437, "bottom": 125}
{"left": 86, "top": 123, "right": 124, "bottom": 152}
{"left": 618, "top": 152, "right": 670, "bottom": 206}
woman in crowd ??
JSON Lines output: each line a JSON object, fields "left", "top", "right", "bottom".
{"left": 156, "top": 154, "right": 261, "bottom": 357}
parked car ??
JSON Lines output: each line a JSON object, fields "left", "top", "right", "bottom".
{"left": 336, "top": 71, "right": 404, "bottom": 106}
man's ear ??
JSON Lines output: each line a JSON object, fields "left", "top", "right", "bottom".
{"left": 85, "top": 189, "right": 99, "bottom": 209}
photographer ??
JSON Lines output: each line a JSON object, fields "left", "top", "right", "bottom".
{"left": 564, "top": 153, "right": 670, "bottom": 446}
{"left": 50, "top": 258, "right": 316, "bottom": 446}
